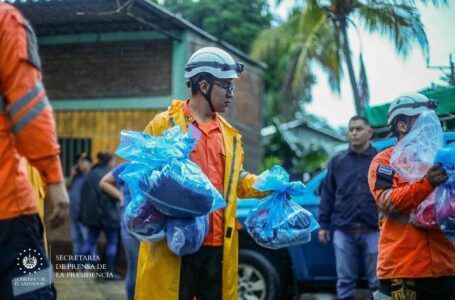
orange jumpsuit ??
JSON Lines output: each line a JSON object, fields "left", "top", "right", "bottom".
{"left": 368, "top": 147, "right": 455, "bottom": 279}
{"left": 0, "top": 3, "right": 63, "bottom": 221}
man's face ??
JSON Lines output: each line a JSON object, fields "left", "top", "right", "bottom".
{"left": 347, "top": 119, "right": 372, "bottom": 147}
{"left": 396, "top": 115, "right": 418, "bottom": 138}
{"left": 77, "top": 158, "right": 91, "bottom": 174}
{"left": 210, "top": 79, "right": 235, "bottom": 113}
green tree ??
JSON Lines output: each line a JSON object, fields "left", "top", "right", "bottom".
{"left": 152, "top": 0, "right": 272, "bottom": 53}
{"left": 253, "top": 0, "right": 447, "bottom": 115}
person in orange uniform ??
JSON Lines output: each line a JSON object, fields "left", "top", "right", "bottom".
{"left": 135, "top": 47, "right": 268, "bottom": 300}
{"left": 0, "top": 3, "right": 69, "bottom": 299}
{"left": 368, "top": 92, "right": 455, "bottom": 300}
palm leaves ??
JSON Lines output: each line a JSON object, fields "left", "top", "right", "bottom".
{"left": 252, "top": 0, "right": 446, "bottom": 116}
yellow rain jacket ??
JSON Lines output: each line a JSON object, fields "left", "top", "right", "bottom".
{"left": 135, "top": 100, "right": 264, "bottom": 300}
{"left": 26, "top": 160, "right": 48, "bottom": 251}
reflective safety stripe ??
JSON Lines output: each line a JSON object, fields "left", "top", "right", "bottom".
{"left": 12, "top": 266, "right": 54, "bottom": 296}
{"left": 225, "top": 136, "right": 237, "bottom": 202}
{"left": 239, "top": 169, "right": 248, "bottom": 181}
{"left": 379, "top": 189, "right": 396, "bottom": 214}
{"left": 0, "top": 95, "right": 5, "bottom": 112}
{"left": 378, "top": 190, "right": 389, "bottom": 212}
{"left": 12, "top": 96, "right": 49, "bottom": 135}
{"left": 382, "top": 189, "right": 397, "bottom": 213}
{"left": 384, "top": 212, "right": 411, "bottom": 224}
{"left": 8, "top": 81, "right": 44, "bottom": 119}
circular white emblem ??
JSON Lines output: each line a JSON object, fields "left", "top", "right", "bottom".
{"left": 23, "top": 255, "right": 37, "bottom": 269}
{"left": 17, "top": 249, "right": 44, "bottom": 275}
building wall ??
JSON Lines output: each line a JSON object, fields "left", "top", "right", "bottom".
{"left": 38, "top": 32, "right": 264, "bottom": 173}
{"left": 41, "top": 40, "right": 172, "bottom": 99}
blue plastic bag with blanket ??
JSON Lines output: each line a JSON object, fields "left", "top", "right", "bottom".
{"left": 116, "top": 125, "right": 226, "bottom": 218}
{"left": 245, "top": 165, "right": 319, "bottom": 249}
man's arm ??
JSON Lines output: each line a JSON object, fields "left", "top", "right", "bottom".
{"left": 0, "top": 8, "right": 68, "bottom": 228}
{"left": 318, "top": 158, "right": 336, "bottom": 244}
{"left": 237, "top": 169, "right": 270, "bottom": 199}
{"left": 368, "top": 156, "right": 446, "bottom": 215}
{"left": 100, "top": 171, "right": 124, "bottom": 207}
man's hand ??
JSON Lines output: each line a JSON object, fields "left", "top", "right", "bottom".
{"left": 46, "top": 182, "right": 69, "bottom": 229}
{"left": 318, "top": 229, "right": 330, "bottom": 244}
{"left": 425, "top": 164, "right": 448, "bottom": 187}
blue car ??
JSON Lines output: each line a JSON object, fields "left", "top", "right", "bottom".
{"left": 236, "top": 133, "right": 455, "bottom": 300}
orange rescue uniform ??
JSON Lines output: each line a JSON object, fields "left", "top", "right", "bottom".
{"left": 183, "top": 100, "right": 225, "bottom": 246}
{"left": 368, "top": 147, "right": 455, "bottom": 279}
{"left": 0, "top": 3, "right": 63, "bottom": 220}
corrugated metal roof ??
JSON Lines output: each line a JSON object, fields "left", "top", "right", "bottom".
{"left": 7, "top": 0, "right": 266, "bottom": 68}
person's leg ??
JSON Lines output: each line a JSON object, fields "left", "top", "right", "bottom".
{"left": 179, "top": 251, "right": 200, "bottom": 300}
{"left": 333, "top": 230, "right": 359, "bottom": 300}
{"left": 70, "top": 218, "right": 83, "bottom": 256}
{"left": 360, "top": 231, "right": 379, "bottom": 294}
{"left": 78, "top": 222, "right": 90, "bottom": 250}
{"left": 103, "top": 227, "right": 120, "bottom": 274}
{"left": 195, "top": 246, "right": 223, "bottom": 300}
{"left": 0, "top": 215, "right": 56, "bottom": 300}
{"left": 82, "top": 226, "right": 100, "bottom": 269}
{"left": 120, "top": 226, "right": 140, "bottom": 300}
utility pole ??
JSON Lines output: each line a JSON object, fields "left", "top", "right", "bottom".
{"left": 427, "top": 54, "right": 455, "bottom": 86}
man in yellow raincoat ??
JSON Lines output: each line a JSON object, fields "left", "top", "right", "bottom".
{"left": 135, "top": 47, "right": 267, "bottom": 300}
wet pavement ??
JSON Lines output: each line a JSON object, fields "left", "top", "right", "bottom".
{"left": 55, "top": 276, "right": 126, "bottom": 300}
{"left": 54, "top": 276, "right": 370, "bottom": 300}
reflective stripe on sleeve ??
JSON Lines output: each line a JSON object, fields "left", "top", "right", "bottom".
{"left": 378, "top": 189, "right": 396, "bottom": 214}
{"left": 7, "top": 81, "right": 44, "bottom": 119}
{"left": 12, "top": 96, "right": 49, "bottom": 135}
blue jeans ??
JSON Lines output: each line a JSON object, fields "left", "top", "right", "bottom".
{"left": 70, "top": 218, "right": 89, "bottom": 257}
{"left": 82, "top": 227, "right": 120, "bottom": 273}
{"left": 121, "top": 225, "right": 139, "bottom": 300}
{"left": 333, "top": 229, "right": 379, "bottom": 299}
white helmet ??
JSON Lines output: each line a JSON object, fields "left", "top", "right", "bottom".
{"left": 184, "top": 47, "right": 244, "bottom": 79}
{"left": 387, "top": 92, "right": 438, "bottom": 125}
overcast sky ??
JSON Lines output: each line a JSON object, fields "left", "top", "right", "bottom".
{"left": 271, "top": 0, "right": 455, "bottom": 128}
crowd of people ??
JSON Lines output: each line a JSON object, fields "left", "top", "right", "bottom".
{"left": 1, "top": 2, "right": 454, "bottom": 300}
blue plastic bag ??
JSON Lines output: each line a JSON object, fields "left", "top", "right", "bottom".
{"left": 116, "top": 125, "right": 226, "bottom": 217}
{"left": 245, "top": 165, "right": 319, "bottom": 249}
{"left": 124, "top": 197, "right": 167, "bottom": 243}
{"left": 391, "top": 111, "right": 443, "bottom": 183}
{"left": 167, "top": 215, "right": 209, "bottom": 256}
{"left": 434, "top": 143, "right": 455, "bottom": 170}
{"left": 434, "top": 144, "right": 455, "bottom": 243}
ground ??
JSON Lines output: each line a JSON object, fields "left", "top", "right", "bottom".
{"left": 55, "top": 277, "right": 371, "bottom": 300}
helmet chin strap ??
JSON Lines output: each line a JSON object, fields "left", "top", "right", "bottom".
{"left": 198, "top": 78, "right": 216, "bottom": 113}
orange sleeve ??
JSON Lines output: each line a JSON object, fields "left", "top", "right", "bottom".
{"left": 0, "top": 6, "right": 63, "bottom": 183}
{"left": 368, "top": 152, "right": 434, "bottom": 214}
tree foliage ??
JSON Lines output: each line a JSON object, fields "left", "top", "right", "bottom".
{"left": 152, "top": 0, "right": 272, "bottom": 53}
{"left": 254, "top": 0, "right": 446, "bottom": 115}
